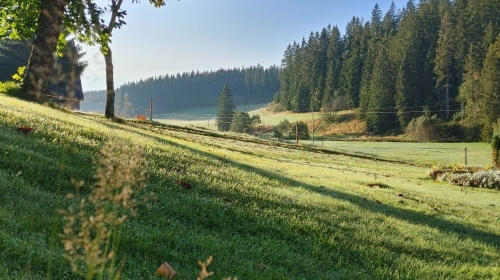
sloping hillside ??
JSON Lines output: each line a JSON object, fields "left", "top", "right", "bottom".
{"left": 1, "top": 92, "right": 499, "bottom": 279}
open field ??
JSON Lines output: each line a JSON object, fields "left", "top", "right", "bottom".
{"left": 248, "top": 107, "right": 316, "bottom": 126}
{"left": 278, "top": 140, "right": 492, "bottom": 167}
{"left": 1, "top": 91, "right": 500, "bottom": 279}
{"left": 155, "top": 103, "right": 268, "bottom": 127}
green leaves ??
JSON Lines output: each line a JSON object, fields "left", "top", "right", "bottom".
{"left": 11, "top": 66, "right": 25, "bottom": 86}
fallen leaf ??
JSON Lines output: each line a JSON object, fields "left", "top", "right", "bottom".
{"left": 155, "top": 262, "right": 177, "bottom": 279}
{"left": 433, "top": 207, "right": 439, "bottom": 211}
{"left": 397, "top": 193, "right": 403, "bottom": 197}
{"left": 375, "top": 199, "right": 382, "bottom": 204}
{"left": 257, "top": 263, "right": 266, "bottom": 270}
{"left": 179, "top": 181, "right": 192, "bottom": 189}
{"left": 17, "top": 126, "right": 34, "bottom": 134}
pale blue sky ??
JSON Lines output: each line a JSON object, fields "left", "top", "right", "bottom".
{"left": 81, "top": 0, "right": 408, "bottom": 91}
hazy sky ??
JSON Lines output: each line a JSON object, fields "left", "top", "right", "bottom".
{"left": 81, "top": 0, "right": 408, "bottom": 91}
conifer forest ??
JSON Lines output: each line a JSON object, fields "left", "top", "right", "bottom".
{"left": 81, "top": 0, "right": 500, "bottom": 140}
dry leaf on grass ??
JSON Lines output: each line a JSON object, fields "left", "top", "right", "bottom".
{"left": 155, "top": 262, "right": 177, "bottom": 279}
{"left": 179, "top": 181, "right": 192, "bottom": 189}
{"left": 17, "top": 126, "right": 34, "bottom": 134}
{"left": 197, "top": 256, "right": 214, "bottom": 280}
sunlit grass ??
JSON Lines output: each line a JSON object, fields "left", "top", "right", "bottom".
{"left": 0, "top": 90, "right": 500, "bottom": 279}
{"left": 155, "top": 103, "right": 267, "bottom": 127}
{"left": 292, "top": 140, "right": 491, "bottom": 167}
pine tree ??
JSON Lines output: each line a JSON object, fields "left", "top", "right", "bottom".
{"left": 338, "top": 17, "right": 365, "bottom": 107}
{"left": 216, "top": 84, "right": 236, "bottom": 132}
{"left": 458, "top": 43, "right": 482, "bottom": 129}
{"left": 394, "top": 0, "right": 421, "bottom": 129}
{"left": 434, "top": 11, "right": 457, "bottom": 119}
{"left": 366, "top": 44, "right": 397, "bottom": 134}
{"left": 322, "top": 26, "right": 343, "bottom": 110}
{"left": 478, "top": 34, "right": 500, "bottom": 141}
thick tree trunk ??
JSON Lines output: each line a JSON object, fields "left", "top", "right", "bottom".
{"left": 24, "top": 0, "right": 65, "bottom": 99}
{"left": 104, "top": 48, "right": 115, "bottom": 118}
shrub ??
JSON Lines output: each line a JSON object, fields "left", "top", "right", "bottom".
{"left": 274, "top": 119, "right": 292, "bottom": 139}
{"left": 405, "top": 115, "right": 441, "bottom": 142}
{"left": 230, "top": 111, "right": 252, "bottom": 134}
{"left": 136, "top": 114, "right": 147, "bottom": 121}
{"left": 441, "top": 170, "right": 500, "bottom": 190}
{"left": 273, "top": 119, "right": 310, "bottom": 140}
{"left": 428, "top": 164, "right": 487, "bottom": 180}
{"left": 296, "top": 121, "right": 310, "bottom": 140}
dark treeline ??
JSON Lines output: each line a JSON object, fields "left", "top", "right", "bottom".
{"left": 275, "top": 0, "right": 500, "bottom": 140}
{"left": 86, "top": 64, "right": 280, "bottom": 116}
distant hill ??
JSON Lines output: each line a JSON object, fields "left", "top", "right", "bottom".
{"left": 84, "top": 64, "right": 280, "bottom": 117}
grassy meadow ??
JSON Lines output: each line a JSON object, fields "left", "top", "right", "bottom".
{"left": 155, "top": 103, "right": 268, "bottom": 127}
{"left": 248, "top": 107, "right": 315, "bottom": 126}
{"left": 1, "top": 91, "right": 500, "bottom": 279}
{"left": 284, "top": 140, "right": 492, "bottom": 167}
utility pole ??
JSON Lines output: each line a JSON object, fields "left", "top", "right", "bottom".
{"left": 312, "top": 108, "right": 315, "bottom": 146}
{"left": 296, "top": 122, "right": 298, "bottom": 145}
{"left": 445, "top": 76, "right": 449, "bottom": 119}
{"left": 150, "top": 99, "right": 153, "bottom": 121}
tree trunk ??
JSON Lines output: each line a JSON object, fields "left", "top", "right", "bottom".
{"left": 104, "top": 48, "right": 115, "bottom": 118}
{"left": 24, "top": 0, "right": 65, "bottom": 99}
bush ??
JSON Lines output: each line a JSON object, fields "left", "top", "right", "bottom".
{"left": 273, "top": 119, "right": 310, "bottom": 140}
{"left": 405, "top": 115, "right": 441, "bottom": 142}
{"left": 441, "top": 170, "right": 500, "bottom": 190}
{"left": 274, "top": 119, "right": 292, "bottom": 139}
{"left": 296, "top": 121, "right": 310, "bottom": 140}
{"left": 428, "top": 164, "right": 487, "bottom": 180}
{"left": 230, "top": 111, "right": 252, "bottom": 134}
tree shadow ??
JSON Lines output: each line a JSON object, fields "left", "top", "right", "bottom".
{"left": 134, "top": 127, "right": 500, "bottom": 249}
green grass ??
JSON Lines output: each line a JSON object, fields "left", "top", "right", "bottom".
{"left": 155, "top": 103, "right": 268, "bottom": 127}
{"left": 1, "top": 90, "right": 500, "bottom": 279}
{"left": 287, "top": 140, "right": 492, "bottom": 167}
{"left": 154, "top": 104, "right": 316, "bottom": 128}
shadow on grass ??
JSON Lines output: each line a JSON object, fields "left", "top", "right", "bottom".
{"left": 132, "top": 126, "right": 500, "bottom": 251}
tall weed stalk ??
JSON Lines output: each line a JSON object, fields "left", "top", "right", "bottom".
{"left": 58, "top": 140, "right": 152, "bottom": 279}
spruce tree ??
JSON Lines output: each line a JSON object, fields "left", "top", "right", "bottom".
{"left": 216, "top": 84, "right": 236, "bottom": 132}
{"left": 322, "top": 26, "right": 343, "bottom": 110}
{"left": 394, "top": 0, "right": 420, "bottom": 129}
{"left": 365, "top": 44, "right": 397, "bottom": 134}
{"left": 434, "top": 11, "right": 457, "bottom": 119}
{"left": 478, "top": 34, "right": 500, "bottom": 141}
{"left": 458, "top": 43, "right": 482, "bottom": 130}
